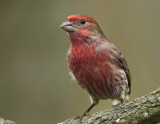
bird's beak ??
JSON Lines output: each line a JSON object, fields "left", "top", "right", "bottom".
{"left": 60, "top": 20, "right": 74, "bottom": 32}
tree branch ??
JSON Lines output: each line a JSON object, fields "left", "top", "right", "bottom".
{"left": 59, "top": 88, "right": 160, "bottom": 124}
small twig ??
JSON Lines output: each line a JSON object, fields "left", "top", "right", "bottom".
{"left": 0, "top": 117, "right": 16, "bottom": 124}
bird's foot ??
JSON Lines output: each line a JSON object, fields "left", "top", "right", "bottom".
{"left": 76, "top": 112, "right": 89, "bottom": 123}
{"left": 112, "top": 103, "right": 121, "bottom": 107}
{"left": 112, "top": 99, "right": 121, "bottom": 107}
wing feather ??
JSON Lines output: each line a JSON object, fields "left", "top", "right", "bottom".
{"left": 96, "top": 41, "right": 131, "bottom": 94}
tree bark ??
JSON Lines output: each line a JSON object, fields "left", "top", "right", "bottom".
{"left": 59, "top": 88, "right": 160, "bottom": 124}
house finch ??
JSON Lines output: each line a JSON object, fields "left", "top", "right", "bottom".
{"left": 60, "top": 15, "right": 131, "bottom": 118}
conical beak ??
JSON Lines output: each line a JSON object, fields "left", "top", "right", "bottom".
{"left": 60, "top": 20, "right": 74, "bottom": 32}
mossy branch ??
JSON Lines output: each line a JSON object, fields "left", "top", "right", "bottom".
{"left": 59, "top": 88, "right": 160, "bottom": 124}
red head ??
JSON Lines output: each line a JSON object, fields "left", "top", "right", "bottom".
{"left": 66, "top": 15, "right": 97, "bottom": 24}
{"left": 60, "top": 15, "right": 104, "bottom": 45}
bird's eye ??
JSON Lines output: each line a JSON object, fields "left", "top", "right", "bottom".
{"left": 80, "top": 19, "right": 86, "bottom": 24}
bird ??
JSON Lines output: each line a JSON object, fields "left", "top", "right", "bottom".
{"left": 60, "top": 15, "right": 131, "bottom": 119}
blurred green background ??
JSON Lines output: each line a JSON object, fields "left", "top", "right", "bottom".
{"left": 0, "top": 0, "right": 160, "bottom": 124}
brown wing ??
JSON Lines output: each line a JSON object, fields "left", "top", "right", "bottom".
{"left": 117, "top": 53, "right": 131, "bottom": 94}
{"left": 96, "top": 41, "right": 131, "bottom": 94}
